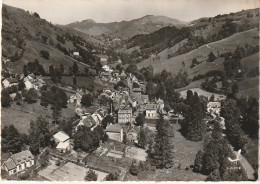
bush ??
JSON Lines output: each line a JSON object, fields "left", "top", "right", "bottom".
{"left": 55, "top": 159, "right": 61, "bottom": 166}
{"left": 40, "top": 50, "right": 50, "bottom": 60}
{"left": 19, "top": 171, "right": 30, "bottom": 180}
{"left": 85, "top": 169, "right": 97, "bottom": 181}
{"left": 33, "top": 12, "right": 40, "bottom": 18}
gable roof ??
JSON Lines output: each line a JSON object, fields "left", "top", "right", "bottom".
{"left": 146, "top": 104, "right": 157, "bottom": 110}
{"left": 81, "top": 116, "right": 96, "bottom": 128}
{"left": 118, "top": 108, "right": 132, "bottom": 114}
{"left": 127, "top": 126, "right": 140, "bottom": 134}
{"left": 56, "top": 142, "right": 70, "bottom": 149}
{"left": 3, "top": 159, "right": 16, "bottom": 170}
{"left": 53, "top": 131, "right": 70, "bottom": 142}
{"left": 10, "top": 150, "right": 34, "bottom": 165}
{"left": 207, "top": 102, "right": 221, "bottom": 108}
{"left": 106, "top": 124, "right": 122, "bottom": 133}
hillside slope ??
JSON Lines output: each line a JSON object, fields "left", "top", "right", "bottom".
{"left": 2, "top": 4, "right": 97, "bottom": 74}
{"left": 137, "top": 28, "right": 259, "bottom": 76}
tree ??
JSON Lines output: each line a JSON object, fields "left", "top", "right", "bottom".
{"left": 207, "top": 52, "right": 217, "bottom": 62}
{"left": 209, "top": 94, "right": 215, "bottom": 102}
{"left": 18, "top": 81, "right": 25, "bottom": 91}
{"left": 194, "top": 150, "right": 204, "bottom": 172}
{"left": 23, "top": 88, "right": 38, "bottom": 104}
{"left": 23, "top": 65, "right": 28, "bottom": 76}
{"left": 182, "top": 92, "right": 206, "bottom": 141}
{"left": 129, "top": 161, "right": 138, "bottom": 175}
{"left": 85, "top": 169, "right": 98, "bottom": 181}
{"left": 231, "top": 83, "right": 239, "bottom": 96}
{"left": 207, "top": 169, "right": 222, "bottom": 181}
{"left": 60, "top": 119, "right": 73, "bottom": 137}
{"left": 29, "top": 116, "right": 51, "bottom": 155}
{"left": 73, "top": 76, "right": 77, "bottom": 86}
{"left": 2, "top": 125, "right": 23, "bottom": 153}
{"left": 84, "top": 67, "right": 89, "bottom": 76}
{"left": 52, "top": 105, "right": 61, "bottom": 124}
{"left": 93, "top": 125, "right": 108, "bottom": 142}
{"left": 1, "top": 89, "right": 11, "bottom": 107}
{"left": 150, "top": 113, "right": 174, "bottom": 169}
{"left": 40, "top": 50, "right": 50, "bottom": 60}
{"left": 101, "top": 115, "right": 114, "bottom": 128}
{"left": 146, "top": 81, "right": 155, "bottom": 100}
{"left": 243, "top": 98, "right": 259, "bottom": 138}
{"left": 33, "top": 12, "right": 40, "bottom": 18}
{"left": 72, "top": 61, "right": 78, "bottom": 75}
{"left": 105, "top": 172, "right": 119, "bottom": 181}
{"left": 133, "top": 82, "right": 140, "bottom": 88}
{"left": 81, "top": 94, "right": 93, "bottom": 107}
{"left": 135, "top": 113, "right": 145, "bottom": 126}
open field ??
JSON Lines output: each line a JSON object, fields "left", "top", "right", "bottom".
{"left": 237, "top": 76, "right": 259, "bottom": 99}
{"left": 240, "top": 53, "right": 259, "bottom": 73}
{"left": 1, "top": 101, "right": 76, "bottom": 134}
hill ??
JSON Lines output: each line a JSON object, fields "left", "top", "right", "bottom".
{"left": 63, "top": 15, "right": 188, "bottom": 39}
{"left": 137, "top": 29, "right": 259, "bottom": 75}
{"left": 2, "top": 4, "right": 99, "bottom": 75}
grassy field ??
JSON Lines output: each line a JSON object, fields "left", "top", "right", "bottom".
{"left": 178, "top": 88, "right": 226, "bottom": 100}
{"left": 237, "top": 76, "right": 259, "bottom": 99}
{"left": 1, "top": 101, "right": 76, "bottom": 134}
{"left": 240, "top": 53, "right": 259, "bottom": 73}
{"left": 127, "top": 123, "right": 206, "bottom": 181}
{"left": 61, "top": 76, "right": 94, "bottom": 87}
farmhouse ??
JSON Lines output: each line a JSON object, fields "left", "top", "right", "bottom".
{"left": 3, "top": 150, "right": 34, "bottom": 176}
{"left": 106, "top": 124, "right": 123, "bottom": 142}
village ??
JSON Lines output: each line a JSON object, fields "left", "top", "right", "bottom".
{"left": 3, "top": 50, "right": 255, "bottom": 182}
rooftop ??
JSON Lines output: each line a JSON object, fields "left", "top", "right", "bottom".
{"left": 106, "top": 124, "right": 122, "bottom": 133}
{"left": 53, "top": 131, "right": 70, "bottom": 142}
{"left": 10, "top": 150, "right": 34, "bottom": 165}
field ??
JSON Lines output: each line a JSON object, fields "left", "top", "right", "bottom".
{"left": 125, "top": 123, "right": 206, "bottom": 181}
{"left": 244, "top": 138, "right": 259, "bottom": 170}
{"left": 237, "top": 76, "right": 259, "bottom": 98}
{"left": 1, "top": 101, "right": 76, "bottom": 134}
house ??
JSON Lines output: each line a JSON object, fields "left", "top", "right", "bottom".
{"left": 207, "top": 102, "right": 221, "bottom": 115}
{"left": 126, "top": 126, "right": 140, "bottom": 143}
{"left": 2, "top": 78, "right": 18, "bottom": 88}
{"left": 24, "top": 75, "right": 46, "bottom": 91}
{"left": 141, "top": 95, "right": 149, "bottom": 104}
{"left": 156, "top": 98, "right": 164, "bottom": 110}
{"left": 9, "top": 93, "right": 17, "bottom": 101}
{"left": 76, "top": 115, "right": 97, "bottom": 130}
{"left": 145, "top": 104, "right": 158, "bottom": 119}
{"left": 73, "top": 52, "right": 79, "bottom": 56}
{"left": 106, "top": 124, "right": 123, "bottom": 142}
{"left": 125, "top": 146, "right": 147, "bottom": 162}
{"left": 68, "top": 92, "right": 84, "bottom": 107}
{"left": 3, "top": 150, "right": 34, "bottom": 176}
{"left": 53, "top": 131, "right": 71, "bottom": 153}
{"left": 118, "top": 108, "right": 132, "bottom": 124}
{"left": 102, "top": 65, "right": 110, "bottom": 72}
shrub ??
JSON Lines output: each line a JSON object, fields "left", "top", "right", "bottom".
{"left": 19, "top": 171, "right": 30, "bottom": 180}
{"left": 40, "top": 50, "right": 50, "bottom": 60}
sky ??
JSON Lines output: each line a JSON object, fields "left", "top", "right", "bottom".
{"left": 2, "top": 0, "right": 259, "bottom": 24}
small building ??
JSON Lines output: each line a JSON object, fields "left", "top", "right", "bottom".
{"left": 118, "top": 108, "right": 132, "bottom": 124}
{"left": 2, "top": 78, "right": 18, "bottom": 88}
{"left": 126, "top": 126, "right": 140, "bottom": 143}
{"left": 53, "top": 131, "right": 71, "bottom": 153}
{"left": 76, "top": 115, "right": 97, "bottom": 130}
{"left": 145, "top": 104, "right": 158, "bottom": 119}
{"left": 156, "top": 98, "right": 164, "bottom": 110}
{"left": 3, "top": 150, "right": 34, "bottom": 176}
{"left": 73, "top": 52, "right": 80, "bottom": 56}
{"left": 106, "top": 124, "right": 123, "bottom": 142}
{"left": 207, "top": 102, "right": 221, "bottom": 115}
{"left": 141, "top": 95, "right": 149, "bottom": 104}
